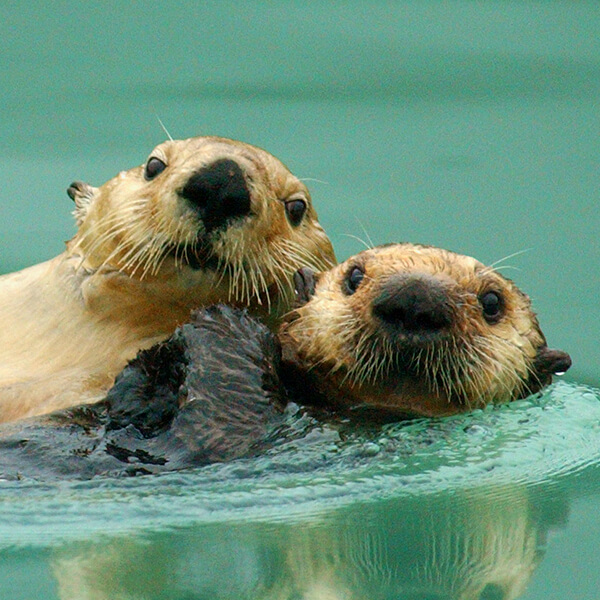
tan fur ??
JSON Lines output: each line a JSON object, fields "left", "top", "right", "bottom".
{"left": 280, "top": 243, "right": 547, "bottom": 416}
{"left": 0, "top": 136, "right": 335, "bottom": 422}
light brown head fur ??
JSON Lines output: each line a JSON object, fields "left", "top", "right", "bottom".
{"left": 280, "top": 243, "right": 570, "bottom": 417}
{"left": 0, "top": 136, "right": 335, "bottom": 421}
{"left": 68, "top": 136, "right": 335, "bottom": 324}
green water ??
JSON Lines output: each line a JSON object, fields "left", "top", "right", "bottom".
{"left": 1, "top": 382, "right": 600, "bottom": 599}
{"left": 1, "top": 2, "right": 599, "bottom": 598}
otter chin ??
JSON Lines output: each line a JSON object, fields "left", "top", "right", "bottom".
{"left": 0, "top": 135, "right": 335, "bottom": 422}
{"left": 280, "top": 243, "right": 571, "bottom": 417}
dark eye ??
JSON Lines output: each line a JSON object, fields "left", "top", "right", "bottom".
{"left": 144, "top": 157, "right": 167, "bottom": 181}
{"left": 285, "top": 199, "right": 307, "bottom": 226}
{"left": 344, "top": 266, "right": 365, "bottom": 295}
{"left": 480, "top": 291, "right": 503, "bottom": 323}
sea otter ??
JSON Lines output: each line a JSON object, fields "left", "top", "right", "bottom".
{"left": 280, "top": 243, "right": 571, "bottom": 416}
{"left": 0, "top": 136, "right": 335, "bottom": 422}
{"left": 0, "top": 243, "right": 570, "bottom": 480}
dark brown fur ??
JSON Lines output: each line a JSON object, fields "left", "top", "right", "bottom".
{"left": 0, "top": 307, "right": 286, "bottom": 479}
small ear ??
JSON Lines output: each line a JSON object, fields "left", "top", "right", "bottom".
{"left": 67, "top": 180, "right": 99, "bottom": 226}
{"left": 533, "top": 346, "right": 572, "bottom": 376}
{"left": 521, "top": 346, "right": 572, "bottom": 398}
{"left": 293, "top": 267, "right": 318, "bottom": 307}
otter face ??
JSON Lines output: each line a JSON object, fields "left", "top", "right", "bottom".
{"left": 66, "top": 136, "right": 335, "bottom": 322}
{"left": 282, "top": 244, "right": 571, "bottom": 416}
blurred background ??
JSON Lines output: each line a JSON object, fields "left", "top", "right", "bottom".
{"left": 1, "top": 1, "right": 598, "bottom": 384}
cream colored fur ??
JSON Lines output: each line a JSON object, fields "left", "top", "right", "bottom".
{"left": 0, "top": 136, "right": 335, "bottom": 422}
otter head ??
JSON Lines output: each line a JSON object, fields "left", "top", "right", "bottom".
{"left": 280, "top": 243, "right": 571, "bottom": 417}
{"left": 66, "top": 136, "right": 335, "bottom": 327}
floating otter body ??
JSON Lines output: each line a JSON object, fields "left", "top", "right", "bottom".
{"left": 0, "top": 136, "right": 335, "bottom": 422}
{"left": 0, "top": 306, "right": 283, "bottom": 479}
{"left": 0, "top": 244, "right": 570, "bottom": 480}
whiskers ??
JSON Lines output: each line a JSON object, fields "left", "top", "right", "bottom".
{"left": 341, "top": 218, "right": 375, "bottom": 252}
{"left": 214, "top": 235, "right": 335, "bottom": 310}
{"left": 343, "top": 330, "right": 393, "bottom": 387}
{"left": 479, "top": 248, "right": 532, "bottom": 277}
{"left": 71, "top": 196, "right": 335, "bottom": 320}
{"left": 422, "top": 334, "right": 527, "bottom": 408}
{"left": 71, "top": 195, "right": 200, "bottom": 279}
{"left": 335, "top": 326, "right": 527, "bottom": 409}
{"left": 156, "top": 115, "right": 174, "bottom": 142}
{"left": 341, "top": 233, "right": 373, "bottom": 252}
{"left": 298, "top": 177, "right": 329, "bottom": 185}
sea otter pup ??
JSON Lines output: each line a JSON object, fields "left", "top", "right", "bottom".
{"left": 281, "top": 243, "right": 572, "bottom": 416}
{"left": 0, "top": 136, "right": 335, "bottom": 422}
{"left": 0, "top": 244, "right": 570, "bottom": 480}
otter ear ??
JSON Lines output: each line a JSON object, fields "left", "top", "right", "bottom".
{"left": 534, "top": 346, "right": 572, "bottom": 377}
{"left": 522, "top": 346, "right": 572, "bottom": 397}
{"left": 293, "top": 267, "right": 318, "bottom": 307}
{"left": 67, "top": 180, "right": 99, "bottom": 226}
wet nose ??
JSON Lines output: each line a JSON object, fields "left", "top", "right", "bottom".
{"left": 180, "top": 158, "right": 251, "bottom": 232}
{"left": 372, "top": 273, "right": 453, "bottom": 334}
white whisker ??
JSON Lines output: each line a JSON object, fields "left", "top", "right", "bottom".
{"left": 298, "top": 177, "right": 329, "bottom": 185}
{"left": 354, "top": 216, "right": 375, "bottom": 250}
{"left": 341, "top": 233, "right": 373, "bottom": 251}
{"left": 480, "top": 248, "right": 533, "bottom": 276}
{"left": 156, "top": 115, "right": 173, "bottom": 141}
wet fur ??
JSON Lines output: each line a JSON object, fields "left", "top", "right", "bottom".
{"left": 0, "top": 245, "right": 570, "bottom": 480}
{"left": 0, "top": 136, "right": 335, "bottom": 422}
{"left": 279, "top": 243, "right": 570, "bottom": 417}
{"left": 0, "top": 307, "right": 286, "bottom": 479}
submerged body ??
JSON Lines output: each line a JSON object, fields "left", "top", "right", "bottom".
{"left": 0, "top": 136, "right": 335, "bottom": 422}
{"left": 0, "top": 307, "right": 285, "bottom": 479}
{"left": 0, "top": 244, "right": 570, "bottom": 480}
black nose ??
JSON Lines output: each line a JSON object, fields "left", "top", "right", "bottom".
{"left": 372, "top": 273, "right": 453, "bottom": 334}
{"left": 180, "top": 158, "right": 251, "bottom": 232}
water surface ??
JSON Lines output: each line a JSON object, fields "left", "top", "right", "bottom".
{"left": 1, "top": 382, "right": 599, "bottom": 598}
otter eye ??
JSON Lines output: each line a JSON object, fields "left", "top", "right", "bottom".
{"left": 285, "top": 199, "right": 307, "bottom": 226}
{"left": 480, "top": 291, "right": 503, "bottom": 323}
{"left": 144, "top": 157, "right": 167, "bottom": 181}
{"left": 344, "top": 266, "right": 365, "bottom": 295}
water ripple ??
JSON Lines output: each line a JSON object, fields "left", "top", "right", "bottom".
{"left": 0, "top": 382, "right": 599, "bottom": 548}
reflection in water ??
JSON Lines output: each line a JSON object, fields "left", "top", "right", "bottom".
{"left": 265, "top": 487, "right": 567, "bottom": 600}
{"left": 0, "top": 382, "right": 596, "bottom": 599}
{"left": 0, "top": 3, "right": 598, "bottom": 598}
{"left": 52, "top": 485, "right": 567, "bottom": 600}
